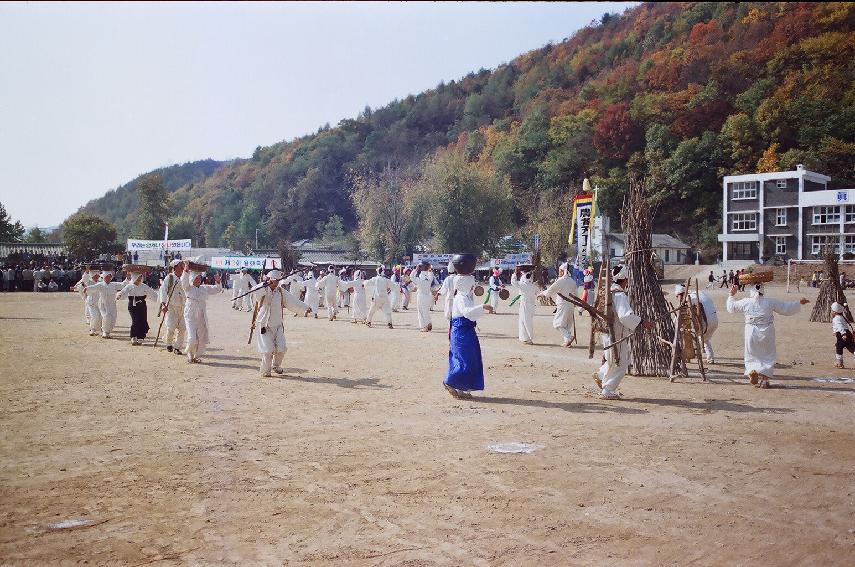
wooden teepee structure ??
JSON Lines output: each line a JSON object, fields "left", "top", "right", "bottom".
{"left": 621, "top": 178, "right": 682, "bottom": 377}
{"left": 810, "top": 251, "right": 851, "bottom": 323}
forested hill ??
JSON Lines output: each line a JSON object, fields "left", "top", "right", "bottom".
{"left": 79, "top": 159, "right": 227, "bottom": 239}
{"left": 77, "top": 2, "right": 855, "bottom": 253}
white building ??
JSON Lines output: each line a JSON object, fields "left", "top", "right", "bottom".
{"left": 718, "top": 165, "right": 855, "bottom": 261}
{"left": 606, "top": 233, "right": 692, "bottom": 264}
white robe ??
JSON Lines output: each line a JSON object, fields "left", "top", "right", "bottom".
{"left": 410, "top": 271, "right": 435, "bottom": 329}
{"left": 598, "top": 285, "right": 642, "bottom": 395}
{"left": 75, "top": 272, "right": 94, "bottom": 323}
{"left": 80, "top": 280, "right": 104, "bottom": 333}
{"left": 348, "top": 277, "right": 368, "bottom": 322}
{"left": 511, "top": 272, "right": 538, "bottom": 343}
{"left": 301, "top": 275, "right": 320, "bottom": 315}
{"left": 255, "top": 285, "right": 308, "bottom": 373}
{"left": 390, "top": 273, "right": 402, "bottom": 311}
{"left": 440, "top": 274, "right": 458, "bottom": 320}
{"left": 181, "top": 271, "right": 222, "bottom": 360}
{"left": 233, "top": 273, "right": 256, "bottom": 310}
{"left": 93, "top": 280, "right": 125, "bottom": 335}
{"left": 367, "top": 275, "right": 393, "bottom": 324}
{"left": 726, "top": 294, "right": 800, "bottom": 378}
{"left": 689, "top": 291, "right": 718, "bottom": 361}
{"left": 316, "top": 273, "right": 341, "bottom": 320}
{"left": 488, "top": 275, "right": 502, "bottom": 312}
{"left": 159, "top": 272, "right": 187, "bottom": 348}
{"left": 543, "top": 275, "right": 577, "bottom": 344}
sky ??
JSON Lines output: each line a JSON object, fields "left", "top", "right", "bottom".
{"left": 0, "top": 1, "right": 636, "bottom": 228}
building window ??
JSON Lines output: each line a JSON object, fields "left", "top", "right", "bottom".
{"left": 812, "top": 235, "right": 841, "bottom": 255}
{"left": 774, "top": 236, "right": 786, "bottom": 255}
{"left": 776, "top": 179, "right": 787, "bottom": 189}
{"left": 775, "top": 208, "right": 787, "bottom": 226}
{"left": 812, "top": 206, "right": 841, "bottom": 225}
{"left": 846, "top": 205, "right": 855, "bottom": 224}
{"left": 732, "top": 242, "right": 754, "bottom": 257}
{"left": 664, "top": 249, "right": 670, "bottom": 262}
{"left": 845, "top": 235, "right": 855, "bottom": 255}
{"left": 731, "top": 213, "right": 757, "bottom": 231}
{"left": 732, "top": 181, "right": 758, "bottom": 200}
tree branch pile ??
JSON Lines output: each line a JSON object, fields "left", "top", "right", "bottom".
{"left": 621, "top": 177, "right": 682, "bottom": 377}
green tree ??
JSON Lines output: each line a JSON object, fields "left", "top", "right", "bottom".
{"left": 134, "top": 174, "right": 168, "bottom": 239}
{"left": 410, "top": 151, "right": 512, "bottom": 255}
{"left": 61, "top": 213, "right": 119, "bottom": 260}
{"left": 351, "top": 167, "right": 417, "bottom": 262}
{"left": 167, "top": 215, "right": 195, "bottom": 240}
{"left": 0, "top": 202, "right": 25, "bottom": 242}
{"left": 24, "top": 227, "right": 48, "bottom": 243}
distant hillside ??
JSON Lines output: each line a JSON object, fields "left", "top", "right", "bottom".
{"left": 77, "top": 2, "right": 855, "bottom": 253}
{"left": 78, "top": 159, "right": 227, "bottom": 240}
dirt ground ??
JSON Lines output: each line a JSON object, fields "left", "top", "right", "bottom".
{"left": 1, "top": 283, "right": 854, "bottom": 566}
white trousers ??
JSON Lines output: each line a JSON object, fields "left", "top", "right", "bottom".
{"left": 257, "top": 323, "right": 287, "bottom": 373}
{"left": 518, "top": 300, "right": 535, "bottom": 342}
{"left": 325, "top": 294, "right": 338, "bottom": 320}
{"left": 87, "top": 303, "right": 102, "bottom": 333}
{"left": 390, "top": 287, "right": 400, "bottom": 311}
{"left": 100, "top": 307, "right": 117, "bottom": 335}
{"left": 305, "top": 293, "right": 319, "bottom": 316}
{"left": 416, "top": 293, "right": 432, "bottom": 329}
{"left": 702, "top": 319, "right": 718, "bottom": 361}
{"left": 598, "top": 338, "right": 631, "bottom": 394}
{"left": 367, "top": 298, "right": 392, "bottom": 324}
{"left": 490, "top": 291, "right": 499, "bottom": 312}
{"left": 164, "top": 307, "right": 186, "bottom": 348}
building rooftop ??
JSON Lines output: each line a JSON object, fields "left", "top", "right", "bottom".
{"left": 607, "top": 233, "right": 690, "bottom": 249}
{"left": 722, "top": 165, "right": 830, "bottom": 183}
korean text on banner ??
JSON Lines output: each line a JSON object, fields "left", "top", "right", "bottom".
{"left": 127, "top": 239, "right": 192, "bottom": 251}
{"left": 210, "top": 256, "right": 277, "bottom": 270}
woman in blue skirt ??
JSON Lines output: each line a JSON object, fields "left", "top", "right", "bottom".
{"left": 444, "top": 254, "right": 494, "bottom": 399}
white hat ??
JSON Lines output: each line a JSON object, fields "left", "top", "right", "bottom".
{"left": 612, "top": 265, "right": 628, "bottom": 281}
{"left": 559, "top": 262, "right": 569, "bottom": 273}
{"left": 447, "top": 260, "right": 456, "bottom": 274}
{"left": 170, "top": 259, "right": 182, "bottom": 267}
{"left": 832, "top": 302, "right": 844, "bottom": 313}
{"left": 267, "top": 269, "right": 284, "bottom": 280}
{"left": 101, "top": 270, "right": 114, "bottom": 277}
{"left": 674, "top": 284, "right": 686, "bottom": 295}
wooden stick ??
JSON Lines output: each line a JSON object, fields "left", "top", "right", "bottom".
{"left": 247, "top": 295, "right": 264, "bottom": 345}
{"left": 153, "top": 275, "right": 178, "bottom": 348}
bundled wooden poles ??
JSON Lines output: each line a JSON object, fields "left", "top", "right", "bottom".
{"left": 810, "top": 251, "right": 851, "bottom": 323}
{"left": 620, "top": 177, "right": 681, "bottom": 377}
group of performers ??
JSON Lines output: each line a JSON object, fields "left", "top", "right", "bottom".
{"left": 73, "top": 254, "right": 822, "bottom": 400}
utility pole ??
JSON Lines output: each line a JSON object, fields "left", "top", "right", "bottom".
{"left": 255, "top": 228, "right": 259, "bottom": 250}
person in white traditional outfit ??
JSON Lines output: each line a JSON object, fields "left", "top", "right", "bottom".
{"left": 79, "top": 271, "right": 103, "bottom": 336}
{"left": 390, "top": 266, "right": 402, "bottom": 312}
{"left": 674, "top": 283, "right": 719, "bottom": 364}
{"left": 439, "top": 261, "right": 458, "bottom": 321}
{"left": 301, "top": 270, "right": 320, "bottom": 318}
{"left": 726, "top": 282, "right": 807, "bottom": 388}
{"left": 400, "top": 268, "right": 412, "bottom": 311}
{"left": 95, "top": 271, "right": 125, "bottom": 338}
{"left": 538, "top": 262, "right": 577, "bottom": 347}
{"left": 253, "top": 270, "right": 311, "bottom": 377}
{"left": 181, "top": 263, "right": 223, "bottom": 363}
{"left": 511, "top": 266, "right": 539, "bottom": 345}
{"left": 116, "top": 270, "right": 159, "bottom": 345}
{"left": 348, "top": 269, "right": 368, "bottom": 323}
{"left": 593, "top": 265, "right": 652, "bottom": 399}
{"left": 410, "top": 263, "right": 435, "bottom": 332}
{"left": 831, "top": 302, "right": 855, "bottom": 368}
{"left": 488, "top": 268, "right": 504, "bottom": 314}
{"left": 282, "top": 270, "right": 305, "bottom": 316}
{"left": 239, "top": 269, "right": 258, "bottom": 312}
{"left": 74, "top": 268, "right": 95, "bottom": 325}
{"left": 159, "top": 259, "right": 187, "bottom": 354}
{"left": 316, "top": 266, "right": 341, "bottom": 321}
{"left": 366, "top": 268, "right": 394, "bottom": 328}
{"left": 230, "top": 270, "right": 242, "bottom": 309}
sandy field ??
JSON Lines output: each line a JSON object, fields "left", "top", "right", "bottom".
{"left": 1, "top": 283, "right": 854, "bottom": 566}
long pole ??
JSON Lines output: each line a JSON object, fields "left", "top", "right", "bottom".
{"left": 255, "top": 228, "right": 259, "bottom": 250}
